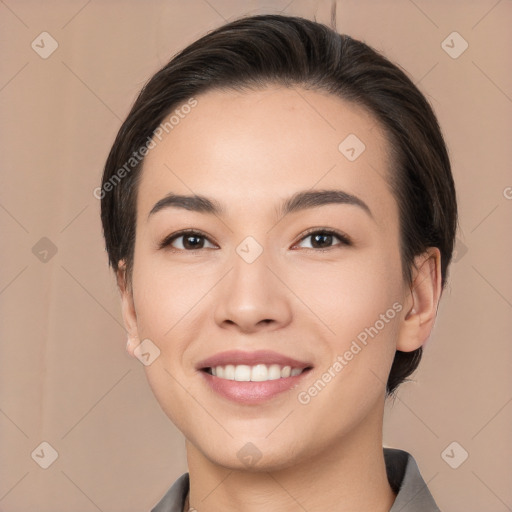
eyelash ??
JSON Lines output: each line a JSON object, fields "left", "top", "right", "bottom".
{"left": 158, "top": 228, "right": 352, "bottom": 252}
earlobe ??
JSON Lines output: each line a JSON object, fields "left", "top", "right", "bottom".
{"left": 117, "top": 260, "right": 140, "bottom": 354}
{"left": 126, "top": 335, "right": 140, "bottom": 357}
{"left": 396, "top": 247, "right": 442, "bottom": 352}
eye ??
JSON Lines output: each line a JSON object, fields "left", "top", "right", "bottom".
{"left": 293, "top": 229, "right": 352, "bottom": 251}
{"left": 159, "top": 230, "right": 217, "bottom": 251}
{"left": 159, "top": 228, "right": 352, "bottom": 252}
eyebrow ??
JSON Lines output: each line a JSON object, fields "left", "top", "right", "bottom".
{"left": 147, "top": 189, "right": 373, "bottom": 220}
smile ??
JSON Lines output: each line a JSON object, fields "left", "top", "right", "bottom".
{"left": 196, "top": 349, "right": 314, "bottom": 403}
{"left": 204, "top": 364, "right": 308, "bottom": 382}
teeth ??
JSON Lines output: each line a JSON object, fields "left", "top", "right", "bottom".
{"left": 250, "top": 364, "right": 269, "bottom": 382}
{"left": 234, "top": 365, "right": 251, "bottom": 381}
{"left": 224, "top": 364, "right": 235, "bottom": 380}
{"left": 208, "top": 364, "right": 306, "bottom": 381}
{"left": 281, "top": 366, "right": 291, "bottom": 378}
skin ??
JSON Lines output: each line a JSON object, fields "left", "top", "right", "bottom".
{"left": 118, "top": 86, "right": 442, "bottom": 512}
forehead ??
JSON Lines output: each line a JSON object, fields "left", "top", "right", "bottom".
{"left": 137, "top": 86, "right": 397, "bottom": 224}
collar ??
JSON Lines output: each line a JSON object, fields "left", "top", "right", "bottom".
{"left": 151, "top": 448, "right": 440, "bottom": 512}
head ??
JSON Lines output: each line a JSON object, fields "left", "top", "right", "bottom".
{"left": 100, "top": 14, "right": 457, "bottom": 468}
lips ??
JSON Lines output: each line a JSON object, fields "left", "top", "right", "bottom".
{"left": 196, "top": 350, "right": 314, "bottom": 404}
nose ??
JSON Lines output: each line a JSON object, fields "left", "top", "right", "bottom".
{"left": 213, "top": 247, "right": 293, "bottom": 334}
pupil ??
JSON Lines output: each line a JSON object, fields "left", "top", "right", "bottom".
{"left": 313, "top": 233, "right": 331, "bottom": 248}
{"left": 184, "top": 235, "right": 203, "bottom": 249}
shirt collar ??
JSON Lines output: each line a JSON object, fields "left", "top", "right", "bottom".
{"left": 386, "top": 448, "right": 440, "bottom": 511}
{"left": 151, "top": 448, "right": 440, "bottom": 512}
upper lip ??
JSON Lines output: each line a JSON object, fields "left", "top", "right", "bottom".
{"left": 196, "top": 350, "right": 313, "bottom": 370}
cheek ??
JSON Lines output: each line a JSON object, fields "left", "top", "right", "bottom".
{"left": 132, "top": 255, "right": 211, "bottom": 337}
{"left": 290, "top": 249, "right": 403, "bottom": 339}
{"left": 289, "top": 249, "right": 403, "bottom": 398}
{"left": 130, "top": 261, "right": 206, "bottom": 431}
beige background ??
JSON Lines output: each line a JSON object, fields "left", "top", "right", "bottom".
{"left": 1, "top": 0, "right": 511, "bottom": 511}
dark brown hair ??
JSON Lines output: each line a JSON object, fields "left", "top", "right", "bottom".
{"left": 100, "top": 14, "right": 458, "bottom": 395}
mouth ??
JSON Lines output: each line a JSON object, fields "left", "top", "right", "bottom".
{"left": 201, "top": 364, "right": 312, "bottom": 382}
{"left": 196, "top": 349, "right": 314, "bottom": 404}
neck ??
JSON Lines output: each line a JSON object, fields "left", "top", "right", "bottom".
{"left": 185, "top": 403, "right": 396, "bottom": 512}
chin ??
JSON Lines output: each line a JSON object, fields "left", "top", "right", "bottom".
{"left": 197, "top": 436, "right": 308, "bottom": 473}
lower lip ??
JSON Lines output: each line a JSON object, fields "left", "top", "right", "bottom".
{"left": 200, "top": 369, "right": 312, "bottom": 404}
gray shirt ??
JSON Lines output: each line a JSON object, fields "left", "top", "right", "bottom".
{"left": 151, "top": 448, "right": 441, "bottom": 512}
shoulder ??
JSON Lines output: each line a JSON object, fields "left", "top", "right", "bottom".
{"left": 385, "top": 448, "right": 441, "bottom": 512}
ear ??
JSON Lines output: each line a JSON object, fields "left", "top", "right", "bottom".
{"left": 396, "top": 247, "right": 443, "bottom": 352}
{"left": 117, "top": 260, "right": 139, "bottom": 357}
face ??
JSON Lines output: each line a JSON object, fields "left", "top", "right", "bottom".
{"left": 122, "top": 86, "right": 417, "bottom": 470}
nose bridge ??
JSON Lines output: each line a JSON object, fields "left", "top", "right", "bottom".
{"left": 213, "top": 235, "right": 292, "bottom": 331}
